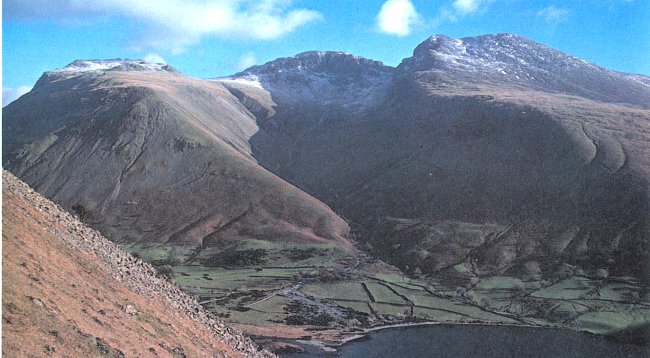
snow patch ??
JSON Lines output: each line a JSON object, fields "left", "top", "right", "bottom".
{"left": 214, "top": 75, "right": 265, "bottom": 90}
{"left": 51, "top": 59, "right": 172, "bottom": 74}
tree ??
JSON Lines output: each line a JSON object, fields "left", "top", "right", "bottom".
{"left": 594, "top": 268, "right": 609, "bottom": 279}
{"left": 512, "top": 279, "right": 526, "bottom": 292}
{"left": 464, "top": 290, "right": 477, "bottom": 302}
{"left": 480, "top": 297, "right": 492, "bottom": 309}
{"left": 72, "top": 203, "right": 91, "bottom": 221}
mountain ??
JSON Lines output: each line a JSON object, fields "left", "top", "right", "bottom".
{"left": 400, "top": 34, "right": 649, "bottom": 107}
{"left": 2, "top": 59, "right": 353, "bottom": 250}
{"left": 2, "top": 170, "right": 273, "bottom": 357}
{"left": 4, "top": 34, "right": 650, "bottom": 282}
{"left": 217, "top": 34, "right": 650, "bottom": 279}
{"left": 215, "top": 51, "right": 395, "bottom": 190}
{"left": 220, "top": 51, "right": 393, "bottom": 111}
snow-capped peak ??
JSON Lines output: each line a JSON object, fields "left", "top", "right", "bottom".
{"left": 401, "top": 33, "right": 599, "bottom": 77}
{"left": 50, "top": 59, "right": 179, "bottom": 74}
{"left": 215, "top": 51, "right": 394, "bottom": 111}
{"left": 398, "top": 33, "right": 650, "bottom": 107}
{"left": 234, "top": 51, "right": 393, "bottom": 80}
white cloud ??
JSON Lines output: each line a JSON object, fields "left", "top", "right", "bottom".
{"left": 452, "top": 0, "right": 495, "bottom": 15}
{"left": 376, "top": 0, "right": 421, "bottom": 36}
{"left": 143, "top": 53, "right": 166, "bottom": 64}
{"left": 3, "top": 86, "right": 32, "bottom": 107}
{"left": 236, "top": 53, "right": 257, "bottom": 70}
{"left": 429, "top": 0, "right": 494, "bottom": 27}
{"left": 453, "top": 0, "right": 481, "bottom": 14}
{"left": 537, "top": 6, "right": 570, "bottom": 23}
{"left": 4, "top": 0, "right": 323, "bottom": 52}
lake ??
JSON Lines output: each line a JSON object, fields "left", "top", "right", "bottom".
{"left": 281, "top": 324, "right": 650, "bottom": 357}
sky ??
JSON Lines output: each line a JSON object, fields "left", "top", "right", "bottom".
{"left": 3, "top": 0, "right": 650, "bottom": 106}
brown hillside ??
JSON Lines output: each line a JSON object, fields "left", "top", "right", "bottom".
{"left": 2, "top": 170, "right": 274, "bottom": 357}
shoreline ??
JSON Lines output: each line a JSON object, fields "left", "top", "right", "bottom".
{"left": 294, "top": 319, "right": 650, "bottom": 353}
{"left": 295, "top": 319, "right": 558, "bottom": 351}
{"left": 275, "top": 321, "right": 650, "bottom": 356}
{"left": 253, "top": 318, "right": 648, "bottom": 354}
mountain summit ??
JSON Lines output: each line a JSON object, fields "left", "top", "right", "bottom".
{"left": 399, "top": 33, "right": 650, "bottom": 107}
{"left": 238, "top": 51, "right": 391, "bottom": 79}
{"left": 219, "top": 51, "right": 394, "bottom": 112}
{"left": 51, "top": 59, "right": 179, "bottom": 74}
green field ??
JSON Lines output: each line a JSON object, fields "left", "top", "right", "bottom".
{"left": 532, "top": 276, "right": 595, "bottom": 300}
{"left": 365, "top": 282, "right": 407, "bottom": 304}
{"left": 123, "top": 242, "right": 650, "bottom": 339}
{"left": 303, "top": 282, "right": 370, "bottom": 301}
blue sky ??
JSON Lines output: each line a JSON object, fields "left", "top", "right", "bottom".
{"left": 3, "top": 0, "right": 649, "bottom": 105}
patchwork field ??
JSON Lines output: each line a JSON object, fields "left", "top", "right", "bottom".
{"left": 124, "top": 242, "right": 650, "bottom": 345}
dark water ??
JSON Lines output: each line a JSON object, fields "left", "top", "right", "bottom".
{"left": 282, "top": 325, "right": 650, "bottom": 358}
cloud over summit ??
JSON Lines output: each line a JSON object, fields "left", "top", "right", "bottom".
{"left": 376, "top": 0, "right": 421, "bottom": 36}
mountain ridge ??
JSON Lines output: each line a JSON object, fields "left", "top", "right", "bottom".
{"left": 397, "top": 33, "right": 650, "bottom": 108}
{"left": 49, "top": 59, "right": 180, "bottom": 74}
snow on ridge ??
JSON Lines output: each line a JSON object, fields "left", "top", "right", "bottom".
{"left": 212, "top": 75, "right": 265, "bottom": 90}
{"left": 238, "top": 51, "right": 392, "bottom": 79}
{"left": 213, "top": 50, "right": 394, "bottom": 110}
{"left": 52, "top": 60, "right": 125, "bottom": 73}
{"left": 403, "top": 33, "right": 604, "bottom": 79}
{"left": 51, "top": 59, "right": 173, "bottom": 74}
{"left": 292, "top": 51, "right": 371, "bottom": 63}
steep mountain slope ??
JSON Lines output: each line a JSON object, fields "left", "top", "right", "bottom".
{"left": 3, "top": 60, "right": 352, "bottom": 250}
{"left": 219, "top": 34, "right": 650, "bottom": 279}
{"left": 216, "top": 51, "right": 394, "bottom": 177}
{"left": 2, "top": 170, "right": 273, "bottom": 357}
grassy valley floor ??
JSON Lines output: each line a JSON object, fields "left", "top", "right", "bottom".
{"left": 125, "top": 241, "right": 650, "bottom": 351}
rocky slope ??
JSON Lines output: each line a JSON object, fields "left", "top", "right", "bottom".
{"left": 2, "top": 170, "right": 274, "bottom": 357}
